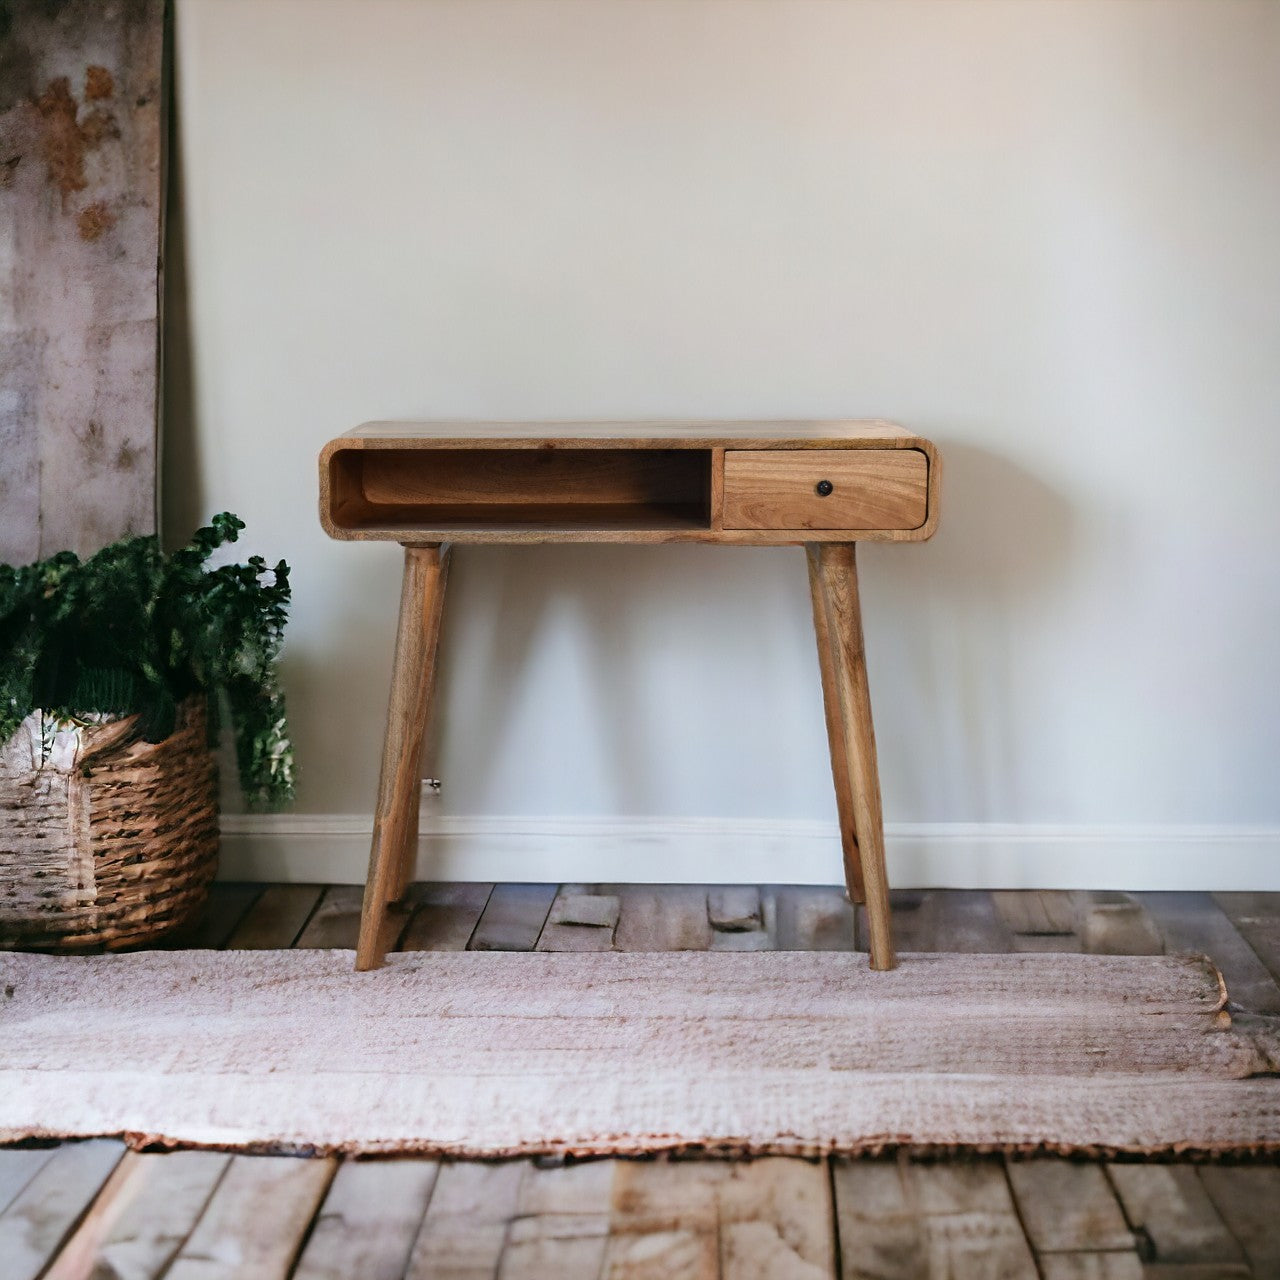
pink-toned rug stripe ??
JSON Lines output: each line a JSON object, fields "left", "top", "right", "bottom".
{"left": 1, "top": 950, "right": 1277, "bottom": 1156}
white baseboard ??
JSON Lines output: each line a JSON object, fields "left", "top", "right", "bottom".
{"left": 217, "top": 814, "right": 1280, "bottom": 891}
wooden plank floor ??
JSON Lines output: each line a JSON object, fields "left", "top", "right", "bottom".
{"left": 8, "top": 885, "right": 1280, "bottom": 1279}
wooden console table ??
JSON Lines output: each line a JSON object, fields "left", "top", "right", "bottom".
{"left": 320, "top": 421, "right": 940, "bottom": 971}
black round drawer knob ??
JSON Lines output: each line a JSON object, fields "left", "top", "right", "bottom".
{"left": 815, "top": 479, "right": 834, "bottom": 497}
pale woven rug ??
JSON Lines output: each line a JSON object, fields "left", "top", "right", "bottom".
{"left": 2, "top": 949, "right": 1278, "bottom": 1157}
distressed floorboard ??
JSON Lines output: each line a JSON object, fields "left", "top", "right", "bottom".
{"left": 0, "top": 1139, "right": 125, "bottom": 1280}
{"left": 292, "top": 1159, "right": 439, "bottom": 1280}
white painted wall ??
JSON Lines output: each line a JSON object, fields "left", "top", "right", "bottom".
{"left": 166, "top": 0, "right": 1280, "bottom": 886}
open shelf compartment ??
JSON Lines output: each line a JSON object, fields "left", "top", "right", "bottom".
{"left": 327, "top": 447, "right": 713, "bottom": 533}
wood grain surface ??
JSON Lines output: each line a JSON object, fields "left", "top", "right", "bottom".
{"left": 319, "top": 422, "right": 939, "bottom": 543}
{"left": 813, "top": 543, "right": 895, "bottom": 969}
{"left": 358, "top": 545, "right": 450, "bottom": 969}
{"left": 723, "top": 449, "right": 928, "bottom": 531}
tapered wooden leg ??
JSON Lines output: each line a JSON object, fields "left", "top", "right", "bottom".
{"left": 356, "top": 544, "right": 450, "bottom": 971}
{"left": 390, "top": 634, "right": 445, "bottom": 905}
{"left": 806, "top": 546, "right": 866, "bottom": 905}
{"left": 813, "top": 543, "right": 896, "bottom": 970}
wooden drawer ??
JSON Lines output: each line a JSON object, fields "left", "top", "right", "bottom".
{"left": 721, "top": 449, "right": 929, "bottom": 531}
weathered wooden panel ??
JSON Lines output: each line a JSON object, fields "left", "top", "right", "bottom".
{"left": 0, "top": 0, "right": 165, "bottom": 563}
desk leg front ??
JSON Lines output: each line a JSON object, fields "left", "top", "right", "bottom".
{"left": 806, "top": 547, "right": 867, "bottom": 907}
{"left": 357, "top": 543, "right": 450, "bottom": 971}
{"left": 810, "top": 543, "right": 897, "bottom": 971}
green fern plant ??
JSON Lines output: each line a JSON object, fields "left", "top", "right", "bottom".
{"left": 0, "top": 513, "right": 295, "bottom": 809}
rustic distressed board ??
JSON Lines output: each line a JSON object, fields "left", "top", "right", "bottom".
{"left": 0, "top": 0, "right": 165, "bottom": 563}
{"left": 400, "top": 881, "right": 493, "bottom": 952}
{"left": 1005, "top": 1158, "right": 1133, "bottom": 1253}
{"left": 0, "top": 1148, "right": 55, "bottom": 1215}
{"left": 43, "top": 1149, "right": 230, "bottom": 1280}
{"left": 613, "top": 885, "right": 714, "bottom": 952}
{"left": 292, "top": 1159, "right": 439, "bottom": 1280}
{"left": 225, "top": 885, "right": 323, "bottom": 950}
{"left": 499, "top": 1161, "right": 615, "bottom": 1280}
{"left": 775, "top": 886, "right": 856, "bottom": 952}
{"left": 163, "top": 1154, "right": 336, "bottom": 1280}
{"left": 833, "top": 1158, "right": 1039, "bottom": 1280}
{"left": 0, "top": 1139, "right": 125, "bottom": 1280}
{"left": 296, "top": 885, "right": 378, "bottom": 949}
{"left": 1078, "top": 892, "right": 1163, "bottom": 957}
{"left": 467, "top": 882, "right": 558, "bottom": 951}
{"left": 1197, "top": 1165, "right": 1280, "bottom": 1278}
{"left": 402, "top": 1160, "right": 525, "bottom": 1279}
{"left": 1105, "top": 1164, "right": 1244, "bottom": 1268}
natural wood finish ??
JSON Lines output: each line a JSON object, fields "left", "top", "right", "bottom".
{"left": 402, "top": 1161, "right": 524, "bottom": 1279}
{"left": 0, "top": 1140, "right": 125, "bottom": 1280}
{"left": 164, "top": 1155, "right": 336, "bottom": 1280}
{"left": 225, "top": 885, "right": 323, "bottom": 949}
{"left": 331, "top": 501, "right": 713, "bottom": 539}
{"left": 346, "top": 419, "right": 923, "bottom": 443}
{"left": 400, "top": 882, "right": 493, "bottom": 951}
{"left": 1037, "top": 1254, "right": 1143, "bottom": 1280}
{"left": 993, "top": 890, "right": 1078, "bottom": 938}
{"left": 833, "top": 1158, "right": 1039, "bottom": 1280}
{"left": 0, "top": 1149, "right": 55, "bottom": 1216}
{"left": 774, "top": 886, "right": 857, "bottom": 952}
{"left": 468, "top": 882, "right": 559, "bottom": 951}
{"left": 537, "top": 888, "right": 621, "bottom": 951}
{"left": 717, "top": 1159, "right": 837, "bottom": 1279}
{"left": 1005, "top": 1159, "right": 1134, "bottom": 1253}
{"left": 613, "top": 884, "right": 714, "bottom": 952}
{"left": 1138, "top": 1265, "right": 1250, "bottom": 1280}
{"left": 501, "top": 1161, "right": 615, "bottom": 1280}
{"left": 709, "top": 447, "right": 726, "bottom": 530}
{"left": 707, "top": 886, "right": 763, "bottom": 932}
{"left": 1105, "top": 1164, "right": 1245, "bottom": 1268}
{"left": 724, "top": 449, "right": 928, "bottom": 531}
{"left": 357, "top": 544, "right": 450, "bottom": 970}
{"left": 604, "top": 1159, "right": 720, "bottom": 1279}
{"left": 321, "top": 426, "right": 935, "bottom": 943}
{"left": 604, "top": 1158, "right": 836, "bottom": 1280}
{"left": 813, "top": 543, "right": 895, "bottom": 969}
{"left": 292, "top": 1160, "right": 439, "bottom": 1280}
{"left": 1079, "top": 892, "right": 1164, "bottom": 956}
{"left": 711, "top": 885, "right": 776, "bottom": 951}
{"left": 807, "top": 545, "right": 865, "bottom": 905}
{"left": 360, "top": 448, "right": 708, "bottom": 507}
{"left": 930, "top": 890, "right": 1016, "bottom": 953}
{"left": 1197, "top": 1165, "right": 1280, "bottom": 1278}
{"left": 319, "top": 422, "right": 939, "bottom": 543}
{"left": 43, "top": 1150, "right": 230, "bottom": 1280}
{"left": 298, "top": 886, "right": 370, "bottom": 949}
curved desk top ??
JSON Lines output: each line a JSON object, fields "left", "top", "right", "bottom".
{"left": 320, "top": 420, "right": 940, "bottom": 545}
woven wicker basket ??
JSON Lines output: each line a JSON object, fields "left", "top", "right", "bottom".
{"left": 0, "top": 697, "right": 219, "bottom": 951}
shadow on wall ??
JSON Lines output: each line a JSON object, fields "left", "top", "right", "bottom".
{"left": 425, "top": 440, "right": 1074, "bottom": 821}
{"left": 432, "top": 539, "right": 816, "bottom": 816}
{"left": 867, "top": 441, "right": 1075, "bottom": 822}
